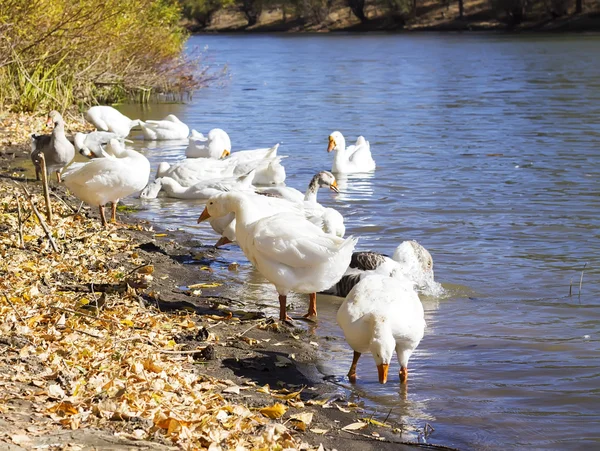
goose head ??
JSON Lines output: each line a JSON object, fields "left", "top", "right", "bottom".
{"left": 198, "top": 193, "right": 232, "bottom": 222}
{"left": 317, "top": 170, "right": 339, "bottom": 193}
{"left": 139, "top": 178, "right": 163, "bottom": 199}
{"left": 370, "top": 317, "right": 396, "bottom": 384}
{"left": 327, "top": 131, "right": 345, "bottom": 153}
{"left": 207, "top": 128, "right": 231, "bottom": 159}
{"left": 47, "top": 110, "right": 63, "bottom": 128}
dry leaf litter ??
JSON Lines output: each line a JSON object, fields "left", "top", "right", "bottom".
{"left": 0, "top": 180, "right": 331, "bottom": 450}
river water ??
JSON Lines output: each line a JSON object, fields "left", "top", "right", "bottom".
{"left": 118, "top": 33, "right": 600, "bottom": 450}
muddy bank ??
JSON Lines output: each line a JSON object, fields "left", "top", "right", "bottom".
{"left": 0, "top": 122, "right": 451, "bottom": 449}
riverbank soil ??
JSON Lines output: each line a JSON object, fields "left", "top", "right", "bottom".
{"left": 189, "top": 0, "right": 600, "bottom": 32}
{"left": 0, "top": 114, "right": 436, "bottom": 450}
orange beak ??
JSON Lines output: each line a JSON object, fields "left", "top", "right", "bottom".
{"left": 215, "top": 236, "right": 232, "bottom": 247}
{"left": 197, "top": 207, "right": 211, "bottom": 223}
{"left": 377, "top": 364, "right": 389, "bottom": 384}
{"left": 329, "top": 180, "right": 339, "bottom": 193}
{"left": 220, "top": 149, "right": 230, "bottom": 159}
{"left": 46, "top": 117, "right": 53, "bottom": 127}
{"left": 327, "top": 136, "right": 335, "bottom": 153}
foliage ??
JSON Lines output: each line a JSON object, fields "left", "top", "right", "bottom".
{"left": 0, "top": 0, "right": 202, "bottom": 112}
{"left": 179, "top": 0, "right": 235, "bottom": 27}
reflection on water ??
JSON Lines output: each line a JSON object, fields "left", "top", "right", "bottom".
{"left": 123, "top": 33, "right": 600, "bottom": 450}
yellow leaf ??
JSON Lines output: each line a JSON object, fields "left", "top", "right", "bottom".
{"left": 257, "top": 384, "right": 270, "bottom": 394}
{"left": 342, "top": 422, "right": 368, "bottom": 431}
{"left": 137, "top": 265, "right": 154, "bottom": 274}
{"left": 120, "top": 319, "right": 134, "bottom": 327}
{"left": 272, "top": 389, "right": 303, "bottom": 400}
{"left": 290, "top": 412, "right": 313, "bottom": 431}
{"left": 188, "top": 282, "right": 222, "bottom": 289}
{"left": 153, "top": 233, "right": 168, "bottom": 237}
{"left": 361, "top": 417, "right": 390, "bottom": 428}
{"left": 259, "top": 403, "right": 287, "bottom": 419}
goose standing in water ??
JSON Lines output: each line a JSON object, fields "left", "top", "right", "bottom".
{"left": 30, "top": 110, "right": 75, "bottom": 183}
{"left": 337, "top": 274, "right": 425, "bottom": 384}
{"left": 198, "top": 191, "right": 357, "bottom": 320}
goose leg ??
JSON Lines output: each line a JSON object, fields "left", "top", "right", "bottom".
{"left": 400, "top": 366, "right": 408, "bottom": 384}
{"left": 35, "top": 165, "right": 41, "bottom": 181}
{"left": 348, "top": 351, "right": 361, "bottom": 383}
{"left": 99, "top": 206, "right": 108, "bottom": 227}
{"left": 303, "top": 292, "right": 317, "bottom": 318}
{"left": 110, "top": 201, "right": 118, "bottom": 223}
{"left": 56, "top": 170, "right": 62, "bottom": 184}
{"left": 278, "top": 295, "right": 292, "bottom": 322}
{"left": 215, "top": 236, "right": 232, "bottom": 247}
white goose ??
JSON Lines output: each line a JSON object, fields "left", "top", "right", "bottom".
{"left": 155, "top": 159, "right": 237, "bottom": 186}
{"left": 186, "top": 129, "right": 231, "bottom": 159}
{"left": 198, "top": 192, "right": 357, "bottom": 320}
{"left": 62, "top": 139, "right": 150, "bottom": 226}
{"left": 74, "top": 131, "right": 124, "bottom": 158}
{"left": 260, "top": 171, "right": 344, "bottom": 237}
{"left": 327, "top": 131, "right": 376, "bottom": 174}
{"left": 85, "top": 106, "right": 141, "bottom": 138}
{"left": 337, "top": 274, "right": 425, "bottom": 384}
{"left": 139, "top": 114, "right": 189, "bottom": 140}
{"left": 156, "top": 144, "right": 284, "bottom": 187}
{"left": 210, "top": 172, "right": 342, "bottom": 247}
{"left": 140, "top": 171, "right": 256, "bottom": 200}
{"left": 322, "top": 240, "right": 443, "bottom": 297}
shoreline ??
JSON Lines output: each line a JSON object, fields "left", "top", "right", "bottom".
{"left": 186, "top": 9, "right": 600, "bottom": 34}
{"left": 0, "top": 116, "right": 449, "bottom": 450}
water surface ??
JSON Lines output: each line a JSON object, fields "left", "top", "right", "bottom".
{"left": 120, "top": 33, "right": 600, "bottom": 450}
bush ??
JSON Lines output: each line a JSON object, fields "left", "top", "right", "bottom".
{"left": 0, "top": 0, "right": 203, "bottom": 112}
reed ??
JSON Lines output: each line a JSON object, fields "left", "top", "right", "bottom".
{"left": 0, "top": 0, "right": 215, "bottom": 113}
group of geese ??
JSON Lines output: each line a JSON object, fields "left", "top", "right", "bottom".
{"left": 30, "top": 106, "right": 442, "bottom": 385}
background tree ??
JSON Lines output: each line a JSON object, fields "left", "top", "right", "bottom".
{"left": 347, "top": 0, "right": 368, "bottom": 22}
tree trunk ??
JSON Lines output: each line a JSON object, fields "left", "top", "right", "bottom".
{"left": 576, "top": 0, "right": 583, "bottom": 14}
{"left": 458, "top": 0, "right": 464, "bottom": 19}
{"left": 347, "top": 0, "right": 367, "bottom": 23}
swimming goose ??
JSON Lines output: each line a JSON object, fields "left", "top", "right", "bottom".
{"left": 85, "top": 106, "right": 141, "bottom": 138}
{"left": 140, "top": 171, "right": 256, "bottom": 200}
{"left": 186, "top": 128, "right": 231, "bottom": 158}
{"left": 327, "top": 131, "right": 376, "bottom": 174}
{"left": 322, "top": 240, "right": 442, "bottom": 297}
{"left": 139, "top": 114, "right": 189, "bottom": 140}
{"left": 62, "top": 139, "right": 150, "bottom": 226}
{"left": 337, "top": 274, "right": 425, "bottom": 384}
{"left": 198, "top": 192, "right": 357, "bottom": 320}
{"left": 30, "top": 110, "right": 75, "bottom": 183}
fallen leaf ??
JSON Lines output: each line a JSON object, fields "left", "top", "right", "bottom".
{"left": 223, "top": 386, "right": 240, "bottom": 395}
{"left": 342, "top": 422, "right": 368, "bottom": 431}
{"left": 310, "top": 428, "right": 329, "bottom": 435}
{"left": 290, "top": 412, "right": 313, "bottom": 431}
{"left": 48, "top": 384, "right": 65, "bottom": 399}
{"left": 260, "top": 403, "right": 287, "bottom": 419}
{"left": 272, "top": 389, "right": 302, "bottom": 400}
